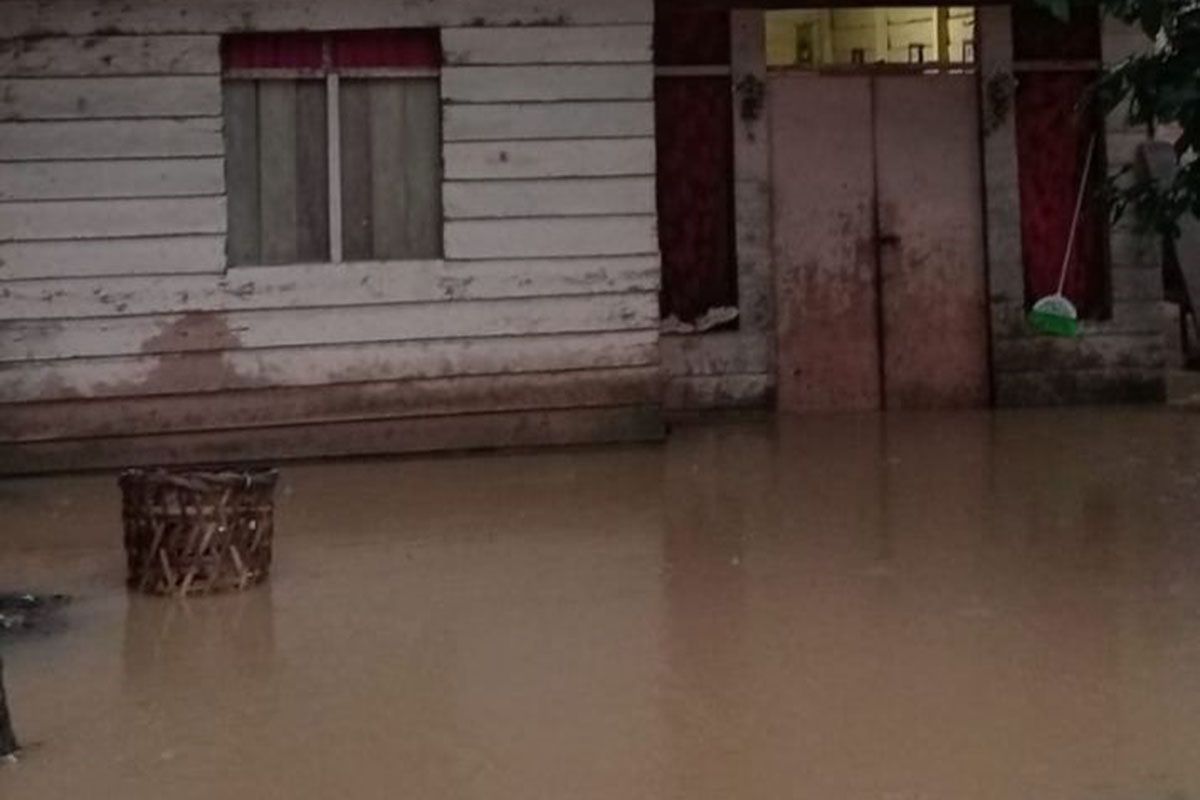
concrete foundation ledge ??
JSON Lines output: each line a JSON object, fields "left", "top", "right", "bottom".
{"left": 994, "top": 369, "right": 1166, "bottom": 407}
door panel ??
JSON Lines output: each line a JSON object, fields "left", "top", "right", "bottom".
{"left": 770, "top": 73, "right": 879, "bottom": 412}
{"left": 874, "top": 75, "right": 989, "bottom": 408}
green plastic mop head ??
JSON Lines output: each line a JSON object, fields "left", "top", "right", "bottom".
{"left": 1028, "top": 293, "right": 1079, "bottom": 338}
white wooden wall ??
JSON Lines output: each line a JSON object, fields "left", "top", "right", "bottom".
{"left": 0, "top": 0, "right": 662, "bottom": 473}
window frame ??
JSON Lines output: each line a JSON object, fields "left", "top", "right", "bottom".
{"left": 222, "top": 33, "right": 442, "bottom": 267}
{"left": 763, "top": 8, "right": 979, "bottom": 73}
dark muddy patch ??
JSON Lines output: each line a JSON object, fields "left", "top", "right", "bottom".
{"left": 0, "top": 594, "right": 70, "bottom": 640}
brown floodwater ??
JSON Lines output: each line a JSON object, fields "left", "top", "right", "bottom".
{"left": 1, "top": 409, "right": 1200, "bottom": 800}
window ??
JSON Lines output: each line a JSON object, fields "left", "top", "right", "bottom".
{"left": 221, "top": 30, "right": 443, "bottom": 266}
{"left": 765, "top": 8, "right": 976, "bottom": 69}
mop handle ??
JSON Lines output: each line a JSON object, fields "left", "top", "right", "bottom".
{"left": 1056, "top": 134, "right": 1099, "bottom": 297}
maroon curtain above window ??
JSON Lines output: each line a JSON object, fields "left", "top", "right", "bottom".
{"left": 332, "top": 30, "right": 441, "bottom": 68}
{"left": 222, "top": 29, "right": 441, "bottom": 71}
{"left": 222, "top": 33, "right": 324, "bottom": 70}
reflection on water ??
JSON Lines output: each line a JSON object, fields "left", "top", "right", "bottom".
{"left": 1, "top": 409, "right": 1199, "bottom": 800}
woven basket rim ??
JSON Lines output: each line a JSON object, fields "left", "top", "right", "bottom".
{"left": 120, "top": 467, "right": 279, "bottom": 491}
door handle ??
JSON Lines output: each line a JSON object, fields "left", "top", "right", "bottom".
{"left": 877, "top": 233, "right": 901, "bottom": 247}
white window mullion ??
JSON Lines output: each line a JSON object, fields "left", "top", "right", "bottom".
{"left": 327, "top": 70, "right": 343, "bottom": 264}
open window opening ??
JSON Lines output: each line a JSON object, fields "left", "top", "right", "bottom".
{"left": 765, "top": 7, "right": 977, "bottom": 70}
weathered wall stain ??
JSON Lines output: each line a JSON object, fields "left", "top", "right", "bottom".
{"left": 120, "top": 312, "right": 249, "bottom": 400}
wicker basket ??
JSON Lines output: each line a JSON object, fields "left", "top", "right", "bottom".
{"left": 120, "top": 468, "right": 278, "bottom": 597}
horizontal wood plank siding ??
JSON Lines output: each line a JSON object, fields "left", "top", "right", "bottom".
{"left": 442, "top": 65, "right": 653, "bottom": 103}
{"left": 0, "top": 1, "right": 663, "bottom": 471}
{"left": 0, "top": 77, "right": 221, "bottom": 120}
{"left": 444, "top": 177, "right": 656, "bottom": 219}
{"left": 443, "top": 101, "right": 654, "bottom": 142}
{"left": 444, "top": 139, "right": 655, "bottom": 179}
{"left": 443, "top": 26, "right": 652, "bottom": 65}
{"left": 0, "top": 367, "right": 662, "bottom": 442}
{"left": 3, "top": 0, "right": 653, "bottom": 36}
{"left": 0, "top": 330, "right": 661, "bottom": 402}
{"left": 0, "top": 118, "right": 225, "bottom": 160}
{"left": 3, "top": 256, "right": 661, "bottom": 318}
{"left": 0, "top": 197, "right": 226, "bottom": 240}
{"left": 445, "top": 216, "right": 657, "bottom": 259}
{"left": 2, "top": 293, "right": 660, "bottom": 361}
{"left": 0, "top": 158, "right": 224, "bottom": 200}
{"left": 0, "top": 35, "right": 227, "bottom": 295}
{"left": 0, "top": 35, "right": 220, "bottom": 76}
{"left": 0, "top": 236, "right": 226, "bottom": 280}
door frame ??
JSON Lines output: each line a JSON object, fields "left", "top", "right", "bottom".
{"left": 658, "top": 9, "right": 776, "bottom": 411}
{"left": 766, "top": 61, "right": 991, "bottom": 410}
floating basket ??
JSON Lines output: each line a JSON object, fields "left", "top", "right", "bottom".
{"left": 120, "top": 468, "right": 278, "bottom": 597}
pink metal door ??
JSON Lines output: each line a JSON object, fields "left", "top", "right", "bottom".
{"left": 875, "top": 75, "right": 989, "bottom": 409}
{"left": 770, "top": 72, "right": 988, "bottom": 412}
{"left": 770, "top": 73, "right": 880, "bottom": 412}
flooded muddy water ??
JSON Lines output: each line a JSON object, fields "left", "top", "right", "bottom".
{"left": 2, "top": 409, "right": 1200, "bottom": 800}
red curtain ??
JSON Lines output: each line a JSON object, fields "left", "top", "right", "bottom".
{"left": 1015, "top": 70, "right": 1109, "bottom": 318}
{"left": 655, "top": 76, "right": 737, "bottom": 324}
{"left": 222, "top": 30, "right": 441, "bottom": 71}
{"left": 221, "top": 32, "right": 324, "bottom": 69}
{"left": 332, "top": 30, "right": 441, "bottom": 68}
{"left": 654, "top": 7, "right": 737, "bottom": 325}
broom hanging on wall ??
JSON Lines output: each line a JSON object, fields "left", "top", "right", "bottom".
{"left": 1028, "top": 133, "right": 1098, "bottom": 338}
